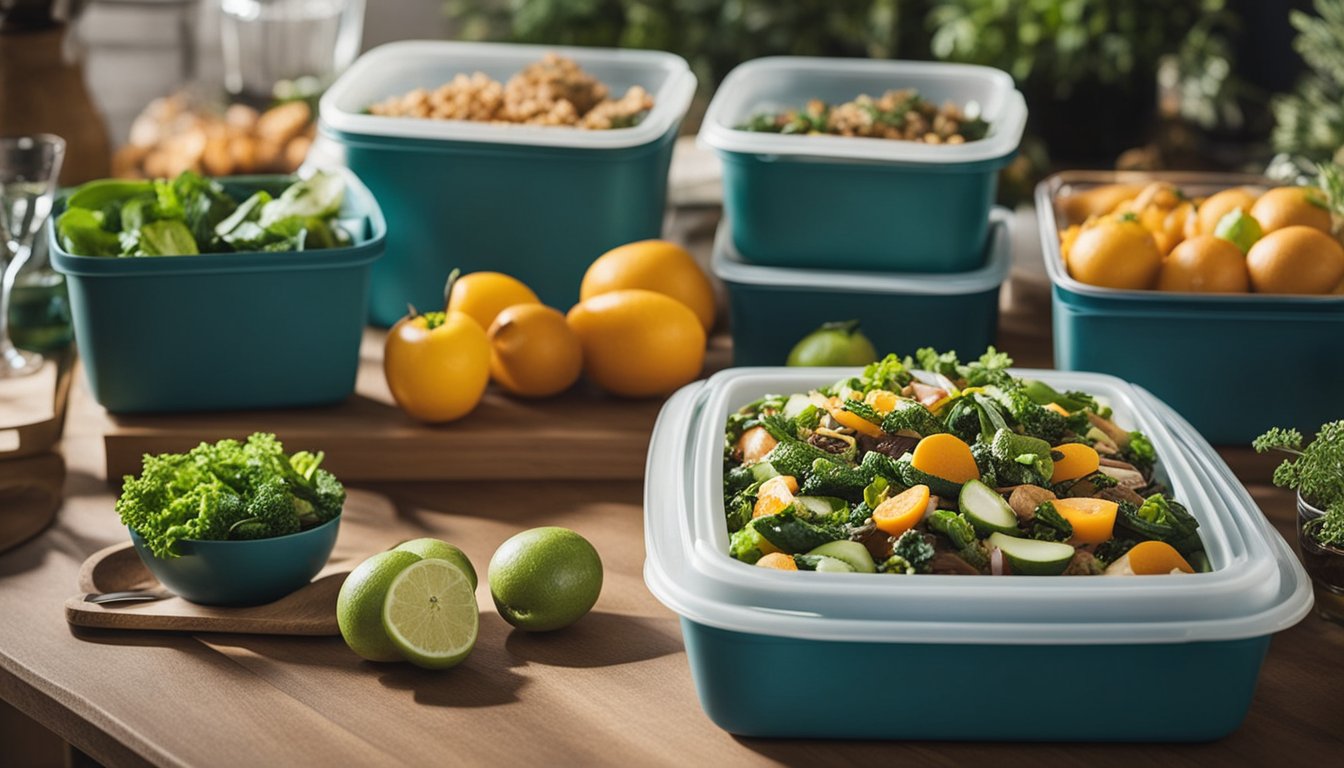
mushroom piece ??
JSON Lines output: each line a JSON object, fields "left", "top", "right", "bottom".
{"left": 1008, "top": 485, "right": 1056, "bottom": 522}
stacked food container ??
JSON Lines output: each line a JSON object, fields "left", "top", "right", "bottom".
{"left": 699, "top": 57, "right": 1028, "bottom": 364}
{"left": 319, "top": 41, "right": 696, "bottom": 326}
{"left": 1038, "top": 171, "right": 1344, "bottom": 444}
{"left": 645, "top": 367, "right": 1312, "bottom": 741}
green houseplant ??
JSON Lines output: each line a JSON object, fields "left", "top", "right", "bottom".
{"left": 1254, "top": 422, "right": 1344, "bottom": 624}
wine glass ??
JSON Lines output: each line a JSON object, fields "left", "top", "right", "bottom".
{"left": 0, "top": 134, "right": 65, "bottom": 378}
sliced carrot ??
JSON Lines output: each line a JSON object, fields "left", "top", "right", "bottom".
{"left": 1045, "top": 402, "right": 1071, "bottom": 417}
{"left": 910, "top": 433, "right": 980, "bottom": 484}
{"left": 1051, "top": 443, "right": 1101, "bottom": 483}
{"left": 756, "top": 552, "right": 798, "bottom": 571}
{"left": 1107, "top": 540, "right": 1194, "bottom": 575}
{"left": 753, "top": 475, "right": 798, "bottom": 519}
{"left": 873, "top": 485, "right": 931, "bottom": 537}
{"left": 738, "top": 426, "right": 778, "bottom": 464}
{"left": 864, "top": 389, "right": 900, "bottom": 415}
{"left": 1053, "top": 497, "right": 1119, "bottom": 544}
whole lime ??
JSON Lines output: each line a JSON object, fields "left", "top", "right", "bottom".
{"left": 1213, "top": 208, "right": 1263, "bottom": 254}
{"left": 394, "top": 538, "right": 478, "bottom": 589}
{"left": 786, "top": 320, "right": 878, "bottom": 367}
{"left": 337, "top": 550, "right": 422, "bottom": 661}
{"left": 488, "top": 527, "right": 603, "bottom": 632}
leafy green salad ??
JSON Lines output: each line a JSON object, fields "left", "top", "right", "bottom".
{"left": 118, "top": 433, "right": 345, "bottom": 558}
{"left": 56, "top": 170, "right": 348, "bottom": 257}
{"left": 723, "top": 349, "right": 1208, "bottom": 577}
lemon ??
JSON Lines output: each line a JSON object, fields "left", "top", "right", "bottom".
{"left": 337, "top": 550, "right": 423, "bottom": 662}
{"left": 394, "top": 538, "right": 477, "bottom": 589}
{"left": 580, "top": 240, "right": 717, "bottom": 331}
{"left": 382, "top": 559, "right": 479, "bottom": 669}
{"left": 488, "top": 304, "right": 584, "bottom": 398}
{"left": 488, "top": 527, "right": 603, "bottom": 632}
{"left": 384, "top": 309, "right": 491, "bottom": 423}
{"left": 566, "top": 289, "right": 706, "bottom": 398}
{"left": 1250, "top": 186, "right": 1333, "bottom": 235}
{"left": 446, "top": 270, "right": 540, "bottom": 331}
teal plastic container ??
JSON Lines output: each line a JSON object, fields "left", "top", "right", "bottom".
{"left": 318, "top": 41, "right": 696, "bottom": 325}
{"left": 1038, "top": 171, "right": 1344, "bottom": 444}
{"left": 714, "top": 208, "right": 1010, "bottom": 366}
{"left": 700, "top": 57, "right": 1026, "bottom": 272}
{"left": 130, "top": 514, "right": 340, "bottom": 606}
{"left": 50, "top": 172, "right": 385, "bottom": 414}
{"left": 644, "top": 369, "right": 1312, "bottom": 741}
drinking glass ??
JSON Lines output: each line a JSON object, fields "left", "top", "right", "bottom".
{"left": 220, "top": 0, "right": 366, "bottom": 104}
{"left": 0, "top": 134, "right": 65, "bottom": 378}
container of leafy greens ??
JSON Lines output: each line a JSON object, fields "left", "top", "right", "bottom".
{"left": 698, "top": 57, "right": 1026, "bottom": 272}
{"left": 643, "top": 357, "right": 1312, "bottom": 741}
{"left": 47, "top": 169, "right": 385, "bottom": 413}
{"left": 118, "top": 433, "right": 345, "bottom": 606}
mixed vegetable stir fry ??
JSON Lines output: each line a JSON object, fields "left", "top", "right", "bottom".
{"left": 723, "top": 349, "right": 1208, "bottom": 576}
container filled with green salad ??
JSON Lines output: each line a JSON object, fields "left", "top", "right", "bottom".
{"left": 643, "top": 351, "right": 1312, "bottom": 741}
{"left": 723, "top": 348, "right": 1206, "bottom": 577}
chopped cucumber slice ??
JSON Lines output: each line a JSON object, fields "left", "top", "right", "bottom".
{"left": 750, "top": 461, "right": 781, "bottom": 483}
{"left": 988, "top": 532, "right": 1076, "bottom": 575}
{"left": 794, "top": 495, "right": 848, "bottom": 520}
{"left": 813, "top": 555, "right": 857, "bottom": 573}
{"left": 959, "top": 479, "right": 1021, "bottom": 535}
{"left": 782, "top": 393, "right": 812, "bottom": 419}
{"left": 805, "top": 540, "right": 877, "bottom": 573}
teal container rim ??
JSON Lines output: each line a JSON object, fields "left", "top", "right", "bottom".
{"left": 318, "top": 119, "right": 679, "bottom": 159}
{"left": 713, "top": 146, "right": 1017, "bottom": 175}
{"left": 47, "top": 170, "right": 387, "bottom": 278}
{"left": 1037, "top": 170, "right": 1344, "bottom": 310}
{"left": 129, "top": 510, "right": 343, "bottom": 555}
{"left": 700, "top": 56, "right": 1027, "bottom": 167}
{"left": 712, "top": 207, "right": 1011, "bottom": 293}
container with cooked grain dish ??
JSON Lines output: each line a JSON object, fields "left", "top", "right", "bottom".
{"left": 319, "top": 41, "right": 695, "bottom": 325}
{"left": 699, "top": 57, "right": 1026, "bottom": 273}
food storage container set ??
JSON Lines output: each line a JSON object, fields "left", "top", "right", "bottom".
{"left": 644, "top": 368, "right": 1312, "bottom": 741}
{"left": 699, "top": 56, "right": 1027, "bottom": 365}
{"left": 1037, "top": 171, "right": 1344, "bottom": 444}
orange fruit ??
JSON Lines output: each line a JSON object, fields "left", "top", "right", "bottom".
{"left": 566, "top": 289, "right": 706, "bottom": 398}
{"left": 488, "top": 304, "right": 583, "bottom": 398}
{"left": 1156, "top": 235, "right": 1250, "bottom": 293}
{"left": 580, "top": 240, "right": 716, "bottom": 331}
{"left": 1249, "top": 187, "right": 1332, "bottom": 234}
{"left": 384, "top": 310, "right": 491, "bottom": 423}
{"left": 1065, "top": 215, "right": 1163, "bottom": 290}
{"left": 1196, "top": 187, "right": 1259, "bottom": 234}
{"left": 445, "top": 271, "right": 540, "bottom": 330}
{"left": 1246, "top": 226, "right": 1344, "bottom": 295}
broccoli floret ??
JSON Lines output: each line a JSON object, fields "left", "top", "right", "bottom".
{"left": 229, "top": 478, "right": 303, "bottom": 540}
{"left": 879, "top": 554, "right": 916, "bottom": 574}
{"left": 890, "top": 530, "right": 936, "bottom": 573}
{"left": 1028, "top": 501, "right": 1074, "bottom": 542}
{"left": 1124, "top": 430, "right": 1157, "bottom": 474}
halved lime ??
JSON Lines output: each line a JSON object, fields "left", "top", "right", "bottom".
{"left": 381, "top": 559, "right": 479, "bottom": 669}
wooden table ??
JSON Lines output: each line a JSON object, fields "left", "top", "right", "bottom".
{"left": 1, "top": 322, "right": 1342, "bottom": 767}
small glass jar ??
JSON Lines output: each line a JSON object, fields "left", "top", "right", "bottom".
{"left": 7, "top": 235, "right": 73, "bottom": 354}
{"left": 1298, "top": 494, "right": 1344, "bottom": 626}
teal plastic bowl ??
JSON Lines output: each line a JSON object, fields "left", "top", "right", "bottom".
{"left": 714, "top": 208, "right": 1010, "bottom": 366}
{"left": 129, "top": 514, "right": 341, "bottom": 606}
{"left": 1038, "top": 171, "right": 1344, "bottom": 444}
{"left": 701, "top": 57, "right": 1026, "bottom": 272}
{"left": 318, "top": 41, "right": 697, "bottom": 324}
{"left": 49, "top": 171, "right": 385, "bottom": 414}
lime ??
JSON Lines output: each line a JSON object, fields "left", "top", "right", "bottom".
{"left": 382, "top": 559, "right": 479, "bottom": 669}
{"left": 488, "top": 527, "right": 603, "bottom": 632}
{"left": 1213, "top": 208, "right": 1263, "bottom": 254}
{"left": 337, "top": 550, "right": 422, "bottom": 661}
{"left": 394, "top": 538, "right": 478, "bottom": 589}
{"left": 786, "top": 320, "right": 878, "bottom": 367}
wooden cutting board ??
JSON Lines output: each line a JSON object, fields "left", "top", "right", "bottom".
{"left": 90, "top": 329, "right": 725, "bottom": 484}
{"left": 65, "top": 488, "right": 408, "bottom": 635}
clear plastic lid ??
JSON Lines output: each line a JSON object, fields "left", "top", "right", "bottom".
{"left": 644, "top": 368, "right": 1312, "bottom": 645}
{"left": 320, "top": 41, "right": 697, "bottom": 150}
{"left": 699, "top": 57, "right": 1027, "bottom": 165}
{"left": 712, "top": 208, "right": 1012, "bottom": 294}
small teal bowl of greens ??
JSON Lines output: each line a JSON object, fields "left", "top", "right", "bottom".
{"left": 48, "top": 169, "right": 386, "bottom": 413}
{"left": 121, "top": 433, "right": 346, "bottom": 606}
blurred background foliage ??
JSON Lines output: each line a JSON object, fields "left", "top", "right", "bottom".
{"left": 447, "top": 0, "right": 1331, "bottom": 194}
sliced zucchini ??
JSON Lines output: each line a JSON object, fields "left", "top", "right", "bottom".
{"left": 987, "top": 532, "right": 1075, "bottom": 576}
{"left": 750, "top": 461, "right": 781, "bottom": 483}
{"left": 794, "top": 495, "right": 849, "bottom": 520}
{"left": 958, "top": 479, "right": 1021, "bottom": 535}
{"left": 782, "top": 393, "right": 812, "bottom": 419}
{"left": 794, "top": 554, "right": 857, "bottom": 573}
{"left": 897, "top": 460, "right": 964, "bottom": 499}
{"left": 805, "top": 540, "right": 877, "bottom": 573}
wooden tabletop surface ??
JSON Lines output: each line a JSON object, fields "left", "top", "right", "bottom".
{"left": 1, "top": 319, "right": 1342, "bottom": 767}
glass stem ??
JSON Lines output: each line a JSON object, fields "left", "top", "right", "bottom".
{"left": 0, "top": 242, "right": 31, "bottom": 354}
